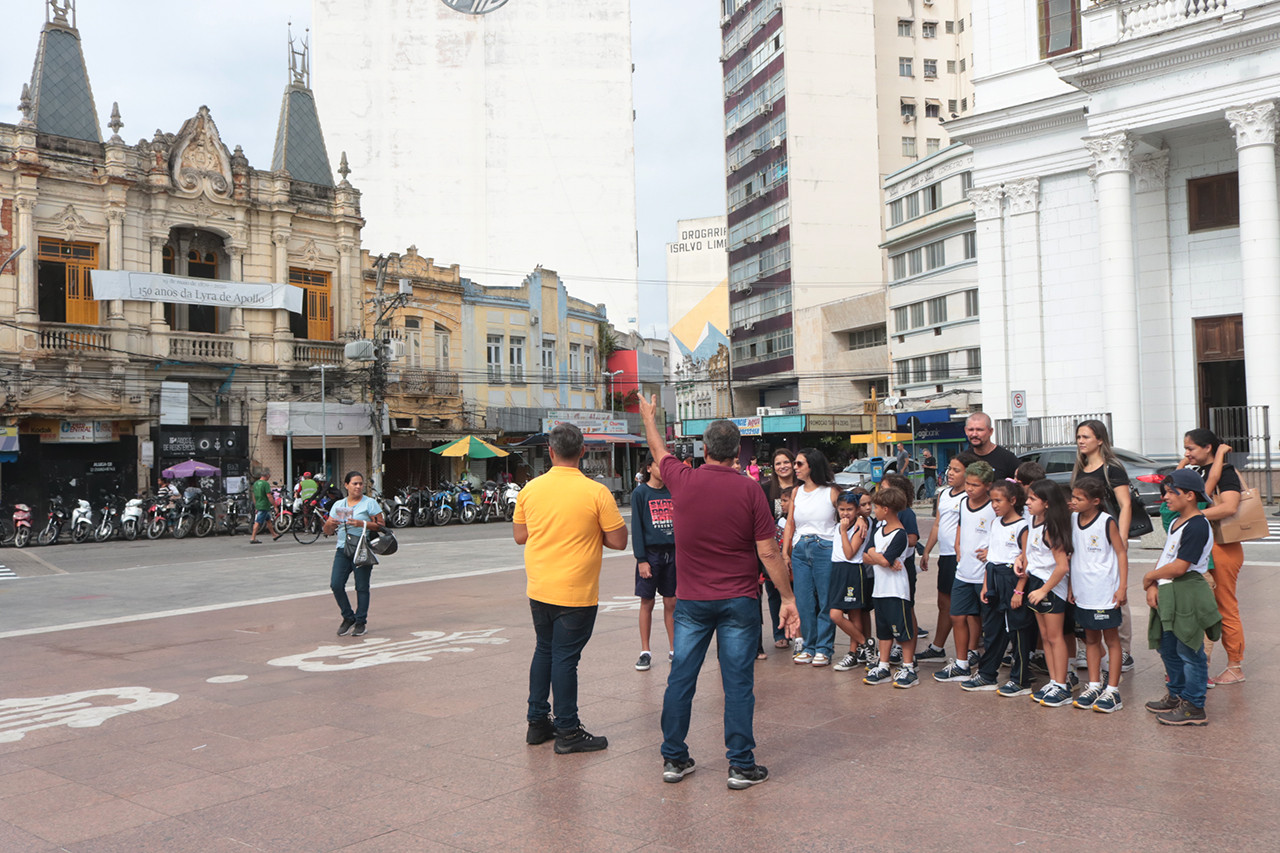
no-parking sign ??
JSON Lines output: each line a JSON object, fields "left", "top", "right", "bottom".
{"left": 1011, "top": 390, "right": 1028, "bottom": 427}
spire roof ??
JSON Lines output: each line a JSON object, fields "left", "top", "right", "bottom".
{"left": 270, "top": 28, "right": 334, "bottom": 187}
{"left": 27, "top": 1, "right": 101, "bottom": 143}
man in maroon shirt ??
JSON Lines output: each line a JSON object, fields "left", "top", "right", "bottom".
{"left": 639, "top": 395, "right": 799, "bottom": 790}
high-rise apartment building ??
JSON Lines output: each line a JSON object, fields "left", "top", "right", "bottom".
{"left": 313, "top": 0, "right": 639, "bottom": 331}
{"left": 720, "top": 0, "right": 973, "bottom": 415}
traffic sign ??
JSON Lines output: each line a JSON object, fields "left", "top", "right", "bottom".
{"left": 1011, "top": 390, "right": 1028, "bottom": 427}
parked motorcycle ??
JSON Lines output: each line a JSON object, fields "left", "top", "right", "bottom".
{"left": 501, "top": 481, "right": 521, "bottom": 522}
{"left": 428, "top": 483, "right": 453, "bottom": 526}
{"left": 71, "top": 498, "right": 94, "bottom": 543}
{"left": 8, "top": 502, "right": 33, "bottom": 548}
{"left": 477, "top": 481, "right": 502, "bottom": 523}
{"left": 37, "top": 495, "right": 70, "bottom": 545}
{"left": 270, "top": 483, "right": 293, "bottom": 534}
{"left": 121, "top": 495, "right": 146, "bottom": 541}
{"left": 222, "top": 492, "right": 252, "bottom": 536}
{"left": 145, "top": 494, "right": 176, "bottom": 540}
{"left": 93, "top": 495, "right": 123, "bottom": 543}
{"left": 388, "top": 488, "right": 413, "bottom": 529}
{"left": 448, "top": 479, "right": 478, "bottom": 525}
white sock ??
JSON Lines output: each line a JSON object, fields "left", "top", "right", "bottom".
{"left": 1104, "top": 684, "right": 1119, "bottom": 694}
{"left": 1088, "top": 681, "right": 1102, "bottom": 690}
{"left": 929, "top": 643, "right": 944, "bottom": 652}
{"left": 955, "top": 660, "right": 969, "bottom": 670}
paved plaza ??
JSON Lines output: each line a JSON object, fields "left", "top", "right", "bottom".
{"left": 1, "top": 532, "right": 1278, "bottom": 851}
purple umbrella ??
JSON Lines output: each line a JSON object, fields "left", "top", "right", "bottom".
{"left": 161, "top": 459, "right": 222, "bottom": 478}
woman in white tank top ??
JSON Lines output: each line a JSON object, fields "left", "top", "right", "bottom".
{"left": 781, "top": 449, "right": 841, "bottom": 666}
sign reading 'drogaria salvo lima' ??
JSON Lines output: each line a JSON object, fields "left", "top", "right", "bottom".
{"left": 89, "top": 271, "right": 304, "bottom": 313}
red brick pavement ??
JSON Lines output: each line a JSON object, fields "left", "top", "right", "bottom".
{"left": 0, "top": 553, "right": 1277, "bottom": 851}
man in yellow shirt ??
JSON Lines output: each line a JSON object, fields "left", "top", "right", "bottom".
{"left": 514, "top": 423, "right": 628, "bottom": 754}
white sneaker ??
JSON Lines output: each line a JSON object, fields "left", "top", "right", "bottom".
{"left": 792, "top": 637, "right": 805, "bottom": 654}
{"left": 811, "top": 653, "right": 830, "bottom": 667}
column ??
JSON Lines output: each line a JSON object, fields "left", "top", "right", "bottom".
{"left": 1226, "top": 102, "right": 1280, "bottom": 427}
{"left": 15, "top": 196, "right": 37, "bottom": 322}
{"left": 106, "top": 207, "right": 126, "bottom": 324}
{"left": 1003, "top": 178, "right": 1046, "bottom": 415}
{"left": 337, "top": 239, "right": 355, "bottom": 341}
{"left": 1084, "top": 131, "right": 1141, "bottom": 446}
{"left": 226, "top": 245, "right": 245, "bottom": 331}
{"left": 1133, "top": 152, "right": 1173, "bottom": 453}
{"left": 148, "top": 236, "right": 168, "bottom": 355}
{"left": 968, "top": 185, "right": 1007, "bottom": 415}
{"left": 271, "top": 231, "right": 291, "bottom": 335}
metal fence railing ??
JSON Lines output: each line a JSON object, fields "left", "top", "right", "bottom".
{"left": 1209, "top": 405, "right": 1273, "bottom": 503}
{"left": 994, "top": 413, "right": 1113, "bottom": 456}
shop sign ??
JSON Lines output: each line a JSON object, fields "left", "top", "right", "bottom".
{"left": 48, "top": 420, "right": 118, "bottom": 443}
{"left": 157, "top": 426, "right": 248, "bottom": 458}
{"left": 542, "top": 417, "right": 628, "bottom": 434}
{"left": 728, "top": 416, "right": 762, "bottom": 436}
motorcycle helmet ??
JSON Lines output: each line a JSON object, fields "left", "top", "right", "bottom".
{"left": 303, "top": 472, "right": 312, "bottom": 478}
{"left": 368, "top": 528, "right": 398, "bottom": 556}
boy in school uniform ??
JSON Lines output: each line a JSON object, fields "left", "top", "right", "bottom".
{"left": 862, "top": 487, "right": 918, "bottom": 689}
{"left": 935, "top": 461, "right": 997, "bottom": 683}
{"left": 1143, "top": 469, "right": 1220, "bottom": 726}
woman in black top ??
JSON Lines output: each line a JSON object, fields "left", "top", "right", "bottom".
{"left": 759, "top": 448, "right": 796, "bottom": 650}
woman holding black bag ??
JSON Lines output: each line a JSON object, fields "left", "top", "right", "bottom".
{"left": 323, "top": 471, "right": 385, "bottom": 637}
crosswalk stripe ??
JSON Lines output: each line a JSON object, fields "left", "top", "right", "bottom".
{"left": 0, "top": 563, "right": 16, "bottom": 579}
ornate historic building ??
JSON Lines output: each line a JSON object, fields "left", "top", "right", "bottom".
{"left": 0, "top": 2, "right": 363, "bottom": 504}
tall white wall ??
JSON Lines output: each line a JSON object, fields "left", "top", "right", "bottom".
{"left": 312, "top": 0, "right": 639, "bottom": 330}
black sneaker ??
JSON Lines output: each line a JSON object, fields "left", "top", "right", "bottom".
{"left": 635, "top": 652, "right": 652, "bottom": 671}
{"left": 553, "top": 725, "right": 608, "bottom": 754}
{"left": 727, "top": 764, "right": 769, "bottom": 789}
{"left": 663, "top": 757, "right": 696, "bottom": 783}
{"left": 1144, "top": 693, "right": 1181, "bottom": 714}
{"left": 352, "top": 622, "right": 367, "bottom": 637}
{"left": 526, "top": 716, "right": 555, "bottom": 745}
{"left": 1067, "top": 671, "right": 1080, "bottom": 690}
{"left": 1156, "top": 699, "right": 1208, "bottom": 727}
{"left": 960, "top": 673, "right": 999, "bottom": 692}
{"left": 1039, "top": 684, "right": 1073, "bottom": 708}
{"left": 997, "top": 680, "right": 1032, "bottom": 698}
{"left": 967, "top": 649, "right": 980, "bottom": 670}
{"left": 833, "top": 652, "right": 860, "bottom": 672}
{"left": 916, "top": 626, "right": 930, "bottom": 639}
{"left": 1121, "top": 652, "right": 1135, "bottom": 672}
{"left": 1029, "top": 652, "right": 1049, "bottom": 675}
{"left": 1001, "top": 652, "right": 1012, "bottom": 668}
{"left": 934, "top": 660, "right": 971, "bottom": 682}
{"left": 337, "top": 618, "right": 356, "bottom": 636}
{"left": 889, "top": 645, "right": 903, "bottom": 664}
{"left": 915, "top": 645, "right": 947, "bottom": 662}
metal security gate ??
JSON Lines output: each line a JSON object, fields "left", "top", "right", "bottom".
{"left": 994, "top": 413, "right": 1113, "bottom": 456}
{"left": 1209, "top": 405, "right": 1273, "bottom": 503}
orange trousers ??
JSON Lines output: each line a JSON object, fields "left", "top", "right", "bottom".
{"left": 1209, "top": 542, "right": 1245, "bottom": 664}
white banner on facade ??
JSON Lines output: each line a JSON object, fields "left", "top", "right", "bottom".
{"left": 266, "top": 402, "right": 390, "bottom": 437}
{"left": 90, "top": 270, "right": 304, "bottom": 313}
{"left": 160, "top": 381, "right": 189, "bottom": 425}
{"left": 542, "top": 417, "right": 628, "bottom": 434}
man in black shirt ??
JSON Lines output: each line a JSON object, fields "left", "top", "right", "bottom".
{"left": 964, "top": 412, "right": 1020, "bottom": 481}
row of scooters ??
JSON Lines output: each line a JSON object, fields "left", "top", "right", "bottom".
{"left": 0, "top": 478, "right": 522, "bottom": 547}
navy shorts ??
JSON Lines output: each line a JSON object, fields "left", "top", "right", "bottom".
{"left": 873, "top": 597, "right": 915, "bottom": 642}
{"left": 950, "top": 579, "right": 983, "bottom": 616}
{"left": 936, "top": 554, "right": 957, "bottom": 595}
{"left": 1025, "top": 574, "right": 1067, "bottom": 615}
{"left": 1076, "top": 606, "right": 1122, "bottom": 633}
{"left": 635, "top": 547, "right": 677, "bottom": 599}
{"left": 828, "top": 561, "right": 872, "bottom": 612}
{"left": 255, "top": 509, "right": 272, "bottom": 525}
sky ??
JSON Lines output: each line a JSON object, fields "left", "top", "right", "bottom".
{"left": 0, "top": 0, "right": 727, "bottom": 338}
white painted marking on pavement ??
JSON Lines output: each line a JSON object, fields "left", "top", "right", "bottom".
{"left": 206, "top": 675, "right": 248, "bottom": 683}
{"left": 267, "top": 629, "right": 509, "bottom": 671}
{"left": 0, "top": 687, "right": 179, "bottom": 743}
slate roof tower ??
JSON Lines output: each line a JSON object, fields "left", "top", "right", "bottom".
{"left": 271, "top": 28, "right": 333, "bottom": 187}
{"left": 25, "top": 0, "right": 101, "bottom": 142}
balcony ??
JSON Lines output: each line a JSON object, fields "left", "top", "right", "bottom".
{"left": 37, "top": 323, "right": 110, "bottom": 354}
{"left": 388, "top": 369, "right": 461, "bottom": 397}
{"left": 294, "top": 341, "right": 344, "bottom": 365}
{"left": 168, "top": 332, "right": 236, "bottom": 362}
{"left": 1084, "top": 0, "right": 1232, "bottom": 47}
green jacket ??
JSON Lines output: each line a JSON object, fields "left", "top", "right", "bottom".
{"left": 1147, "top": 571, "right": 1222, "bottom": 650}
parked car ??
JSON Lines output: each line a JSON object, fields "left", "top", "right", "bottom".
{"left": 835, "top": 457, "right": 929, "bottom": 499}
{"left": 1015, "top": 446, "right": 1175, "bottom": 515}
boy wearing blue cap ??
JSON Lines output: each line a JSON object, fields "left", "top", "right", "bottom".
{"left": 1143, "top": 469, "right": 1221, "bottom": 726}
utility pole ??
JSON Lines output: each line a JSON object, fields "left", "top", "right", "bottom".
{"left": 368, "top": 257, "right": 410, "bottom": 495}
{"left": 308, "top": 363, "right": 330, "bottom": 480}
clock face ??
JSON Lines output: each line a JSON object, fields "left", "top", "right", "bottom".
{"left": 440, "top": 0, "right": 511, "bottom": 13}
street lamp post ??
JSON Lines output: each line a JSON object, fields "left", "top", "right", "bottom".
{"left": 309, "top": 364, "right": 329, "bottom": 481}
{"left": 603, "top": 369, "right": 623, "bottom": 415}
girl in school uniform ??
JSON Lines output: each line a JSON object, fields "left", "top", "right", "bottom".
{"left": 1069, "top": 477, "right": 1129, "bottom": 713}
{"left": 1023, "top": 479, "right": 1074, "bottom": 707}
{"left": 831, "top": 490, "right": 873, "bottom": 672}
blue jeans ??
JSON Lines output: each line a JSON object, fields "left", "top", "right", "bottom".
{"left": 330, "top": 548, "right": 372, "bottom": 622}
{"left": 1159, "top": 629, "right": 1208, "bottom": 709}
{"left": 527, "top": 599, "right": 598, "bottom": 730}
{"left": 761, "top": 577, "right": 785, "bottom": 645}
{"left": 923, "top": 472, "right": 937, "bottom": 499}
{"left": 791, "top": 535, "right": 835, "bottom": 656}
{"left": 661, "top": 597, "right": 759, "bottom": 768}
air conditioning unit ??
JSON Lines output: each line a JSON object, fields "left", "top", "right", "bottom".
{"left": 903, "top": 114, "right": 914, "bottom": 123}
{"left": 769, "top": 135, "right": 783, "bottom": 149}
{"left": 761, "top": 103, "right": 773, "bottom": 115}
{"left": 720, "top": 13, "right": 732, "bottom": 26}
{"left": 529, "top": 311, "right": 539, "bottom": 325}
{"left": 766, "top": 226, "right": 779, "bottom": 236}
{"left": 746, "top": 234, "right": 762, "bottom": 244}
{"left": 385, "top": 340, "right": 406, "bottom": 361}
{"left": 756, "top": 406, "right": 771, "bottom": 417}
{"left": 728, "top": 163, "right": 740, "bottom": 172}
{"left": 743, "top": 322, "right": 756, "bottom": 332}
{"left": 733, "top": 282, "right": 752, "bottom": 294}
{"left": 923, "top": 0, "right": 933, "bottom": 5}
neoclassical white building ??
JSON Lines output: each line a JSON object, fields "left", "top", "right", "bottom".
{"left": 952, "top": 0, "right": 1280, "bottom": 460}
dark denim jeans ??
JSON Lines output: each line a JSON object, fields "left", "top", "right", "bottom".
{"left": 330, "top": 548, "right": 372, "bottom": 623}
{"left": 661, "top": 596, "right": 759, "bottom": 769}
{"left": 792, "top": 535, "right": 835, "bottom": 656}
{"left": 527, "top": 599, "right": 598, "bottom": 730}
{"left": 1159, "top": 629, "right": 1209, "bottom": 709}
